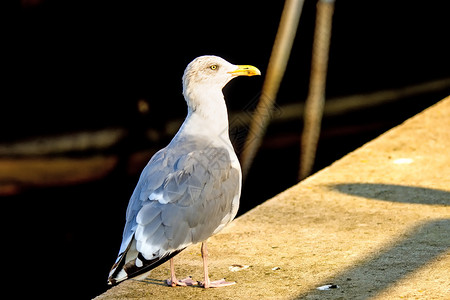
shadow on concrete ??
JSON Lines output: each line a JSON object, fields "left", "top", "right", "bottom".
{"left": 294, "top": 219, "right": 450, "bottom": 299}
{"left": 134, "top": 278, "right": 168, "bottom": 287}
{"left": 329, "top": 183, "right": 450, "bottom": 206}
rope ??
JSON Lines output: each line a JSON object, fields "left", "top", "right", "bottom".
{"left": 299, "top": 0, "right": 335, "bottom": 180}
{"left": 241, "top": 0, "right": 306, "bottom": 180}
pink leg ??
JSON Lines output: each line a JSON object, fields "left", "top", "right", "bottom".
{"left": 166, "top": 258, "right": 197, "bottom": 287}
{"left": 199, "top": 241, "right": 235, "bottom": 288}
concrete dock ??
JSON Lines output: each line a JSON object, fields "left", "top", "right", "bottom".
{"left": 96, "top": 96, "right": 449, "bottom": 299}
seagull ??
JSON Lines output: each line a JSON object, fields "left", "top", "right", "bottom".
{"left": 108, "top": 55, "right": 260, "bottom": 288}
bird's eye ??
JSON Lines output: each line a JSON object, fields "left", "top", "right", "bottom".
{"left": 210, "top": 65, "right": 218, "bottom": 70}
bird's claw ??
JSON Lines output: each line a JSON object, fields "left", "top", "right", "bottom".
{"left": 166, "top": 276, "right": 198, "bottom": 287}
{"left": 199, "top": 278, "right": 236, "bottom": 288}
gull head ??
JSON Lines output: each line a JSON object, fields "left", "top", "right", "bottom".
{"left": 182, "top": 55, "right": 260, "bottom": 100}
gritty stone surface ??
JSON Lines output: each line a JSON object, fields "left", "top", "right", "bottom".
{"left": 96, "top": 96, "right": 450, "bottom": 299}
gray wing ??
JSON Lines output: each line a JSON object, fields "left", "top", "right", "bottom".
{"left": 108, "top": 140, "right": 241, "bottom": 284}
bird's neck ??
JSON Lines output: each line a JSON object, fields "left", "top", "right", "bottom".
{"left": 179, "top": 87, "right": 231, "bottom": 139}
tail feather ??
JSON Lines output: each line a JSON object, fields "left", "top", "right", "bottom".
{"left": 107, "top": 237, "right": 185, "bottom": 285}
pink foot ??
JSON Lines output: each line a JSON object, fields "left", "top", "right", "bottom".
{"left": 166, "top": 276, "right": 198, "bottom": 287}
{"left": 199, "top": 279, "right": 236, "bottom": 288}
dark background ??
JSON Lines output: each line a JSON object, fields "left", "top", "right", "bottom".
{"left": 7, "top": 0, "right": 450, "bottom": 298}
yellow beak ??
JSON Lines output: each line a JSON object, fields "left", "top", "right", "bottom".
{"left": 228, "top": 65, "right": 261, "bottom": 77}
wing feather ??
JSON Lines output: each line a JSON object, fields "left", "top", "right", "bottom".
{"left": 108, "top": 137, "right": 241, "bottom": 284}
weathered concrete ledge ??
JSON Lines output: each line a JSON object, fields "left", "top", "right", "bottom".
{"left": 96, "top": 96, "right": 450, "bottom": 299}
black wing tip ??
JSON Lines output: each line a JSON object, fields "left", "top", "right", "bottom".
{"left": 107, "top": 248, "right": 186, "bottom": 286}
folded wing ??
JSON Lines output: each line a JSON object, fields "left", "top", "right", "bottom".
{"left": 108, "top": 138, "right": 241, "bottom": 284}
